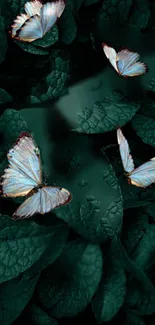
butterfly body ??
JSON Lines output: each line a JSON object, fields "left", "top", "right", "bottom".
{"left": 10, "top": 0, "right": 65, "bottom": 42}
{"left": 102, "top": 43, "right": 147, "bottom": 77}
{"left": 117, "top": 128, "right": 155, "bottom": 188}
{"left": 1, "top": 133, "right": 71, "bottom": 219}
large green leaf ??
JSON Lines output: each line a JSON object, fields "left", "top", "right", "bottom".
{"left": 54, "top": 144, "right": 123, "bottom": 243}
{"left": 38, "top": 239, "right": 103, "bottom": 318}
{"left": 22, "top": 217, "right": 69, "bottom": 279}
{"left": 0, "top": 273, "right": 40, "bottom": 325}
{"left": 75, "top": 91, "right": 140, "bottom": 134}
{"left": 0, "top": 215, "right": 66, "bottom": 283}
{"left": 132, "top": 114, "right": 155, "bottom": 147}
{"left": 92, "top": 238, "right": 126, "bottom": 322}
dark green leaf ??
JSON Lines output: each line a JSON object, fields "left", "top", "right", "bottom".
{"left": 0, "top": 17, "right": 7, "bottom": 64}
{"left": 0, "top": 273, "right": 40, "bottom": 325}
{"left": 58, "top": 6, "right": 77, "bottom": 44}
{"left": 23, "top": 218, "right": 69, "bottom": 279}
{"left": 0, "top": 89, "right": 13, "bottom": 105}
{"left": 131, "top": 114, "right": 155, "bottom": 147}
{"left": 33, "top": 26, "right": 59, "bottom": 48}
{"left": 75, "top": 91, "right": 140, "bottom": 134}
{"left": 118, "top": 174, "right": 155, "bottom": 210}
{"left": 0, "top": 215, "right": 64, "bottom": 283}
{"left": 14, "top": 41, "right": 49, "bottom": 56}
{"left": 30, "top": 305, "right": 58, "bottom": 325}
{"left": 38, "top": 239, "right": 103, "bottom": 318}
{"left": 122, "top": 213, "right": 148, "bottom": 256}
{"left": 100, "top": 0, "right": 132, "bottom": 25}
{"left": 92, "top": 239, "right": 126, "bottom": 322}
{"left": 54, "top": 148, "right": 123, "bottom": 243}
{"left": 129, "top": 0, "right": 151, "bottom": 29}
{"left": 0, "top": 109, "right": 28, "bottom": 145}
{"left": 67, "top": 0, "right": 83, "bottom": 11}
{"left": 59, "top": 6, "right": 77, "bottom": 44}
{"left": 126, "top": 277, "right": 155, "bottom": 316}
{"left": 125, "top": 311, "right": 145, "bottom": 325}
{"left": 30, "top": 51, "right": 69, "bottom": 103}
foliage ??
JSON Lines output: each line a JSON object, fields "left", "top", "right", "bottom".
{"left": 0, "top": 0, "right": 155, "bottom": 324}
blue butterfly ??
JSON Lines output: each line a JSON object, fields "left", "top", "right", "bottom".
{"left": 1, "top": 133, "right": 72, "bottom": 219}
{"left": 10, "top": 0, "right": 65, "bottom": 42}
{"left": 117, "top": 128, "right": 155, "bottom": 187}
{"left": 102, "top": 43, "right": 147, "bottom": 77}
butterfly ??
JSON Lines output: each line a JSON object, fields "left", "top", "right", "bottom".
{"left": 102, "top": 43, "right": 147, "bottom": 77}
{"left": 0, "top": 132, "right": 72, "bottom": 220}
{"left": 117, "top": 128, "right": 155, "bottom": 187}
{"left": 10, "top": 0, "right": 65, "bottom": 42}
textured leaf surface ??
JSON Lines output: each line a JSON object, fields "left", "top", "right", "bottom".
{"left": 29, "top": 51, "right": 69, "bottom": 103}
{"left": 0, "top": 273, "right": 40, "bottom": 325}
{"left": 0, "top": 215, "right": 65, "bottom": 283}
{"left": 132, "top": 114, "right": 155, "bottom": 147}
{"left": 75, "top": 91, "right": 140, "bottom": 134}
{"left": 92, "top": 239, "right": 126, "bottom": 322}
{"left": 38, "top": 239, "right": 103, "bottom": 318}
{"left": 0, "top": 109, "right": 28, "bottom": 145}
{"left": 54, "top": 145, "right": 123, "bottom": 243}
{"left": 14, "top": 41, "right": 49, "bottom": 55}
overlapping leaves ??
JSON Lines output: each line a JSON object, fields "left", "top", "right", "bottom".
{"left": 75, "top": 90, "right": 140, "bottom": 134}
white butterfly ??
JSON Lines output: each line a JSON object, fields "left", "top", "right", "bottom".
{"left": 117, "top": 128, "right": 155, "bottom": 187}
{"left": 1, "top": 132, "right": 72, "bottom": 219}
{"left": 102, "top": 43, "right": 147, "bottom": 77}
{"left": 10, "top": 0, "right": 65, "bottom": 42}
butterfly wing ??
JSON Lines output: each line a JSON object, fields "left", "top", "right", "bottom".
{"left": 117, "top": 50, "right": 146, "bottom": 76}
{"left": 11, "top": 14, "right": 30, "bottom": 37}
{"left": 119, "top": 62, "right": 147, "bottom": 77}
{"left": 129, "top": 158, "right": 155, "bottom": 187}
{"left": 102, "top": 43, "right": 119, "bottom": 73}
{"left": 40, "top": 0, "right": 65, "bottom": 35}
{"left": 16, "top": 15, "right": 43, "bottom": 42}
{"left": 12, "top": 186, "right": 72, "bottom": 219}
{"left": 24, "top": 0, "right": 42, "bottom": 17}
{"left": 117, "top": 128, "right": 135, "bottom": 173}
{"left": 1, "top": 133, "right": 42, "bottom": 197}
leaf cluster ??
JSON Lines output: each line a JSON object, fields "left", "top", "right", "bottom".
{"left": 0, "top": 0, "right": 155, "bottom": 325}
